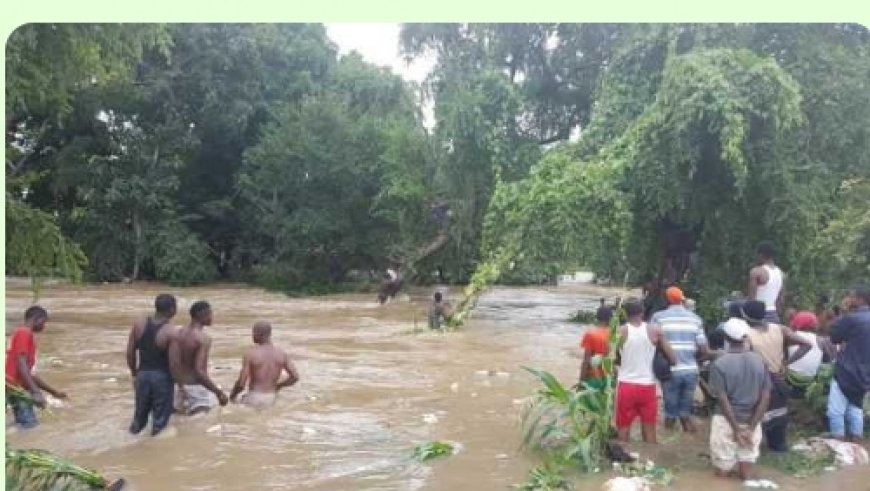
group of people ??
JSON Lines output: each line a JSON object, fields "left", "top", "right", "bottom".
{"left": 579, "top": 241, "right": 870, "bottom": 480}
{"left": 6, "top": 294, "right": 300, "bottom": 436}
{"left": 6, "top": 239, "right": 868, "bottom": 484}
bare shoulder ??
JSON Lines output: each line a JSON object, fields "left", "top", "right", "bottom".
{"left": 195, "top": 330, "right": 212, "bottom": 345}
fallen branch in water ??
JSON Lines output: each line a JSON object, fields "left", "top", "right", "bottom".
{"left": 5, "top": 446, "right": 125, "bottom": 490}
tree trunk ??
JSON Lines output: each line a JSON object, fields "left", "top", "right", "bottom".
{"left": 132, "top": 211, "right": 142, "bottom": 281}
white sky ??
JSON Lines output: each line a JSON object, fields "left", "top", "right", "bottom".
{"left": 325, "top": 23, "right": 436, "bottom": 128}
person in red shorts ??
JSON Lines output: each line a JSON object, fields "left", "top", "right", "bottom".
{"left": 5, "top": 306, "right": 67, "bottom": 428}
{"left": 578, "top": 302, "right": 614, "bottom": 388}
{"left": 615, "top": 300, "right": 675, "bottom": 443}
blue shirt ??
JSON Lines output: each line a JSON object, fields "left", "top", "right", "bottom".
{"left": 651, "top": 305, "right": 706, "bottom": 372}
{"left": 831, "top": 306, "right": 870, "bottom": 396}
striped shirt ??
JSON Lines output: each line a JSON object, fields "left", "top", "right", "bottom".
{"left": 650, "top": 305, "right": 706, "bottom": 372}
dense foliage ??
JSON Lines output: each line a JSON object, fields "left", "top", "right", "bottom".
{"left": 6, "top": 24, "right": 443, "bottom": 290}
{"left": 423, "top": 24, "right": 870, "bottom": 324}
{"left": 6, "top": 23, "right": 869, "bottom": 305}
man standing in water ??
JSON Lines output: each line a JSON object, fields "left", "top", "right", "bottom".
{"left": 427, "top": 292, "right": 452, "bottom": 329}
{"left": 169, "top": 301, "right": 228, "bottom": 414}
{"left": 742, "top": 300, "right": 811, "bottom": 452}
{"left": 615, "top": 300, "right": 675, "bottom": 443}
{"left": 229, "top": 322, "right": 299, "bottom": 408}
{"left": 6, "top": 306, "right": 67, "bottom": 429}
{"left": 578, "top": 302, "right": 614, "bottom": 388}
{"left": 127, "top": 294, "right": 178, "bottom": 435}
{"left": 747, "top": 241, "right": 786, "bottom": 323}
{"left": 378, "top": 265, "right": 403, "bottom": 304}
{"left": 827, "top": 286, "right": 870, "bottom": 443}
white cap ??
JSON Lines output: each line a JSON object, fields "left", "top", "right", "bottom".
{"left": 722, "top": 318, "right": 750, "bottom": 341}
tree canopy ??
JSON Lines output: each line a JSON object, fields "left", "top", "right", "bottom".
{"left": 6, "top": 23, "right": 869, "bottom": 309}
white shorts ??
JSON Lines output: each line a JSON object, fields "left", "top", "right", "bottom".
{"left": 710, "top": 414, "right": 762, "bottom": 471}
{"left": 240, "top": 391, "right": 277, "bottom": 409}
{"left": 175, "top": 385, "right": 214, "bottom": 414}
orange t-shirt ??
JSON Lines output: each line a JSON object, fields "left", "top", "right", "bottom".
{"left": 580, "top": 327, "right": 610, "bottom": 379}
{"left": 5, "top": 326, "right": 36, "bottom": 387}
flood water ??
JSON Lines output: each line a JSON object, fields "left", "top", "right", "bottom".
{"left": 5, "top": 281, "right": 869, "bottom": 490}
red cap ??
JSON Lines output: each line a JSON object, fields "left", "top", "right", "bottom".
{"left": 665, "top": 286, "right": 685, "bottom": 304}
{"left": 790, "top": 311, "right": 818, "bottom": 331}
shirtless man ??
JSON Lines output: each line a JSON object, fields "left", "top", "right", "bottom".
{"left": 168, "top": 301, "right": 228, "bottom": 415}
{"left": 229, "top": 322, "right": 299, "bottom": 408}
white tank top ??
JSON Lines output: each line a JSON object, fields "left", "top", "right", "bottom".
{"left": 756, "top": 264, "right": 783, "bottom": 312}
{"left": 618, "top": 322, "right": 656, "bottom": 385}
{"left": 788, "top": 331, "right": 822, "bottom": 378}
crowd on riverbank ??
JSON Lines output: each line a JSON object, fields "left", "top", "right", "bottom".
{"left": 579, "top": 241, "right": 870, "bottom": 481}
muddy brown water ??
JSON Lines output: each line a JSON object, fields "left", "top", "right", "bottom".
{"left": 5, "top": 281, "right": 869, "bottom": 490}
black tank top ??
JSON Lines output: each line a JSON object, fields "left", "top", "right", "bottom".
{"left": 137, "top": 317, "right": 169, "bottom": 372}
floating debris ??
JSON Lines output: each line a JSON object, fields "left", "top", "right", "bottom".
{"left": 602, "top": 476, "right": 651, "bottom": 491}
{"left": 743, "top": 479, "right": 779, "bottom": 489}
{"left": 411, "top": 441, "right": 455, "bottom": 461}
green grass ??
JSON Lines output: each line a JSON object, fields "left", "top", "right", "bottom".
{"left": 758, "top": 448, "right": 835, "bottom": 479}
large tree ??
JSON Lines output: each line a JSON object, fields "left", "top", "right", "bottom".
{"left": 439, "top": 24, "right": 870, "bottom": 323}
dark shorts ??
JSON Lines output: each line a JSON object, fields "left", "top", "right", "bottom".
{"left": 130, "top": 370, "right": 175, "bottom": 436}
{"left": 7, "top": 397, "right": 38, "bottom": 429}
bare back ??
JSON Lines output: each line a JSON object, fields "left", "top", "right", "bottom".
{"left": 171, "top": 327, "right": 210, "bottom": 385}
{"left": 246, "top": 344, "right": 288, "bottom": 393}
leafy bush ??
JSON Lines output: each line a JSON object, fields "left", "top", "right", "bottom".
{"left": 150, "top": 224, "right": 217, "bottom": 286}
{"left": 6, "top": 195, "right": 87, "bottom": 299}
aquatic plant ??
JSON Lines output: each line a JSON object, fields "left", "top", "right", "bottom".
{"left": 515, "top": 461, "right": 572, "bottom": 490}
{"left": 5, "top": 447, "right": 121, "bottom": 490}
{"left": 758, "top": 447, "right": 835, "bottom": 479}
{"left": 411, "top": 441, "right": 454, "bottom": 461}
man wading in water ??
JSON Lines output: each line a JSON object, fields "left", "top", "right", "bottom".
{"left": 6, "top": 306, "right": 67, "bottom": 429}
{"left": 169, "top": 301, "right": 228, "bottom": 414}
{"left": 229, "top": 322, "right": 299, "bottom": 408}
{"left": 127, "top": 294, "right": 178, "bottom": 436}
